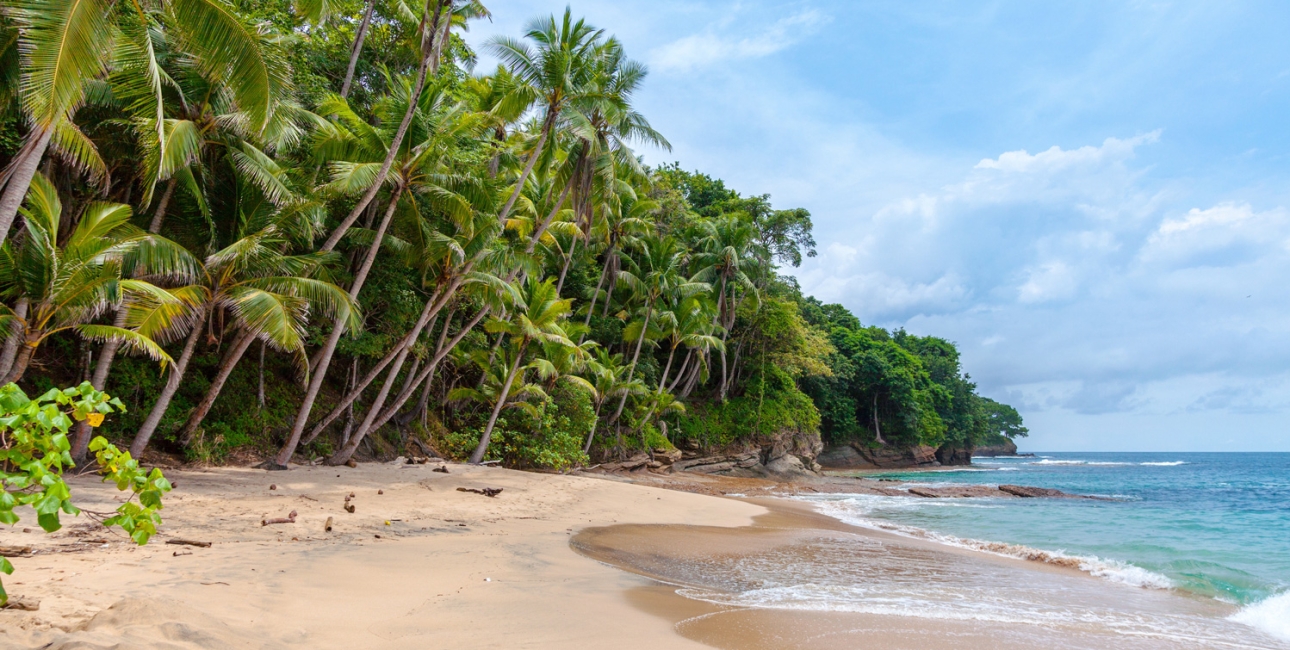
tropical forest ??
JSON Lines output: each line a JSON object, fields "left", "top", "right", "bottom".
{"left": 0, "top": 0, "right": 1026, "bottom": 474}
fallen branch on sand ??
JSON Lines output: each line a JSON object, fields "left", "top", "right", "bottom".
{"left": 165, "top": 539, "right": 212, "bottom": 548}
{"left": 457, "top": 487, "right": 503, "bottom": 497}
{"left": 262, "top": 511, "right": 298, "bottom": 526}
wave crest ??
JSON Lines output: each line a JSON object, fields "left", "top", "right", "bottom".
{"left": 1231, "top": 591, "right": 1290, "bottom": 642}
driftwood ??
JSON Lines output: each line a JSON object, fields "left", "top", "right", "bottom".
{"left": 165, "top": 539, "right": 212, "bottom": 548}
{"left": 324, "top": 516, "right": 334, "bottom": 533}
{"left": 262, "top": 510, "right": 298, "bottom": 526}
{"left": 0, "top": 545, "right": 34, "bottom": 557}
{"left": 456, "top": 487, "right": 503, "bottom": 497}
{"left": 432, "top": 466, "right": 449, "bottom": 474}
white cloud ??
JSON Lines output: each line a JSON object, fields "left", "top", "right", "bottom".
{"left": 1017, "top": 261, "right": 1078, "bottom": 303}
{"left": 974, "top": 131, "right": 1161, "bottom": 174}
{"left": 650, "top": 10, "right": 827, "bottom": 72}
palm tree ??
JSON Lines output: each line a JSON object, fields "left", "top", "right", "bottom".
{"left": 129, "top": 224, "right": 359, "bottom": 457}
{"left": 276, "top": 81, "right": 487, "bottom": 467}
{"left": 0, "top": 0, "right": 295, "bottom": 246}
{"left": 486, "top": 8, "right": 604, "bottom": 227}
{"left": 606, "top": 236, "right": 706, "bottom": 427}
{"left": 314, "top": 0, "right": 482, "bottom": 254}
{"left": 0, "top": 174, "right": 200, "bottom": 386}
{"left": 692, "top": 214, "right": 760, "bottom": 399}
{"left": 467, "top": 277, "right": 577, "bottom": 464}
{"left": 581, "top": 349, "right": 644, "bottom": 454}
{"left": 580, "top": 187, "right": 655, "bottom": 339}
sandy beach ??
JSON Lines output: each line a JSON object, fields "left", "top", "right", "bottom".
{"left": 1, "top": 463, "right": 1280, "bottom": 650}
{"left": 0, "top": 462, "right": 760, "bottom": 649}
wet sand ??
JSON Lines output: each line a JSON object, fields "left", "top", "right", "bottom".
{"left": 574, "top": 497, "right": 1286, "bottom": 650}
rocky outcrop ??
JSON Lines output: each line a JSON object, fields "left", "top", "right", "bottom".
{"left": 817, "top": 442, "right": 941, "bottom": 469}
{"left": 973, "top": 438, "right": 1019, "bottom": 456}
{"left": 669, "top": 428, "right": 823, "bottom": 479}
{"left": 935, "top": 445, "right": 972, "bottom": 466}
{"left": 998, "top": 484, "right": 1069, "bottom": 498}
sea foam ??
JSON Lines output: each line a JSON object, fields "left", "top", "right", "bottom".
{"left": 806, "top": 496, "right": 1176, "bottom": 590}
{"left": 1231, "top": 591, "right": 1290, "bottom": 642}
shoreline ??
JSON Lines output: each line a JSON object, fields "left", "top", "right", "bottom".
{"left": 1, "top": 462, "right": 1282, "bottom": 649}
{"left": 575, "top": 495, "right": 1283, "bottom": 650}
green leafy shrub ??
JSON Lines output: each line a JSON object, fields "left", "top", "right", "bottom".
{"left": 0, "top": 383, "right": 170, "bottom": 606}
{"left": 676, "top": 365, "right": 820, "bottom": 449}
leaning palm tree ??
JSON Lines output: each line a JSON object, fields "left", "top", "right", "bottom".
{"left": 0, "top": 174, "right": 201, "bottom": 386}
{"left": 129, "top": 224, "right": 359, "bottom": 457}
{"left": 468, "top": 277, "right": 577, "bottom": 464}
{"left": 692, "top": 214, "right": 760, "bottom": 399}
{"left": 277, "top": 80, "right": 487, "bottom": 467}
{"left": 0, "top": 0, "right": 296, "bottom": 246}
{"left": 607, "top": 236, "right": 707, "bottom": 426}
{"left": 486, "top": 8, "right": 604, "bottom": 226}
{"left": 582, "top": 349, "right": 645, "bottom": 454}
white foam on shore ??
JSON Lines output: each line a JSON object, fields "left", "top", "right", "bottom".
{"left": 1231, "top": 591, "right": 1290, "bottom": 642}
{"left": 804, "top": 496, "right": 1175, "bottom": 591}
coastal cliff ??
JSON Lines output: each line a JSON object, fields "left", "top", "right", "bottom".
{"left": 974, "top": 438, "right": 1020, "bottom": 456}
{"left": 816, "top": 442, "right": 944, "bottom": 469}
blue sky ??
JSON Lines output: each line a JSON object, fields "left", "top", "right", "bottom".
{"left": 464, "top": 1, "right": 1290, "bottom": 451}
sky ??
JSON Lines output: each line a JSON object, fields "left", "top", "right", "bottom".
{"left": 462, "top": 1, "right": 1290, "bottom": 451}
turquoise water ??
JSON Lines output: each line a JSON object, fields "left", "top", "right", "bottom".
{"left": 845, "top": 452, "right": 1290, "bottom": 606}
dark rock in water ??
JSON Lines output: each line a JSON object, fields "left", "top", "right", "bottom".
{"left": 973, "top": 439, "right": 1019, "bottom": 457}
{"left": 998, "top": 484, "right": 1069, "bottom": 498}
{"left": 936, "top": 444, "right": 972, "bottom": 466}
{"left": 907, "top": 485, "right": 1007, "bottom": 498}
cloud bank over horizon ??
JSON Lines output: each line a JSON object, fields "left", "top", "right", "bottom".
{"left": 469, "top": 1, "right": 1290, "bottom": 451}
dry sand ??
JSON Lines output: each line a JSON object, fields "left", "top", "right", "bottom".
{"left": 0, "top": 462, "right": 762, "bottom": 649}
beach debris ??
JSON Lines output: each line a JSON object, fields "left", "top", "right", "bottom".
{"left": 479, "top": 460, "right": 502, "bottom": 466}
{"left": 377, "top": 489, "right": 384, "bottom": 495}
{"left": 262, "top": 510, "right": 298, "bottom": 526}
{"left": 0, "top": 545, "right": 34, "bottom": 557}
{"left": 433, "top": 466, "right": 450, "bottom": 474}
{"left": 165, "top": 539, "right": 212, "bottom": 548}
{"left": 456, "top": 487, "right": 503, "bottom": 497}
{"left": 374, "top": 534, "right": 382, "bottom": 539}
{"left": 1, "top": 596, "right": 40, "bottom": 611}
{"left": 388, "top": 456, "right": 407, "bottom": 466}
{"left": 173, "top": 550, "right": 192, "bottom": 557}
{"left": 344, "top": 493, "right": 356, "bottom": 513}
{"left": 345, "top": 459, "right": 358, "bottom": 468}
{"left": 324, "top": 517, "right": 334, "bottom": 533}
{"left": 269, "top": 484, "right": 277, "bottom": 490}
{"left": 200, "top": 581, "right": 229, "bottom": 586}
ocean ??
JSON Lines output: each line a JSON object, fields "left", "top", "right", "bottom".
{"left": 775, "top": 452, "right": 1290, "bottom": 645}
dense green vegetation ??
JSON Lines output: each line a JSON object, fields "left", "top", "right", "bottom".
{"left": 0, "top": 0, "right": 1024, "bottom": 471}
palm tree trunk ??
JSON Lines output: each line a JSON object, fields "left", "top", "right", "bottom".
{"left": 668, "top": 349, "right": 692, "bottom": 393}
{"left": 325, "top": 290, "right": 470, "bottom": 465}
{"left": 335, "top": 305, "right": 487, "bottom": 452}
{"left": 583, "top": 400, "right": 604, "bottom": 454}
{"left": 601, "top": 254, "right": 618, "bottom": 318}
{"left": 469, "top": 343, "right": 526, "bottom": 464}
{"left": 556, "top": 233, "right": 578, "bottom": 295}
{"left": 340, "top": 0, "right": 378, "bottom": 98}
{"left": 609, "top": 303, "right": 652, "bottom": 425}
{"left": 178, "top": 331, "right": 256, "bottom": 445}
{"left": 293, "top": 290, "right": 460, "bottom": 451}
{"left": 872, "top": 393, "right": 885, "bottom": 445}
{"left": 0, "top": 297, "right": 29, "bottom": 379}
{"left": 70, "top": 309, "right": 129, "bottom": 462}
{"left": 276, "top": 188, "right": 402, "bottom": 466}
{"left": 130, "top": 310, "right": 207, "bottom": 457}
{"left": 318, "top": 2, "right": 447, "bottom": 253}
{"left": 1, "top": 338, "right": 36, "bottom": 385}
{"left": 148, "top": 178, "right": 177, "bottom": 233}
{"left": 497, "top": 110, "right": 557, "bottom": 228}
{"left": 580, "top": 252, "right": 609, "bottom": 341}
{"left": 257, "top": 341, "right": 266, "bottom": 409}
{"left": 525, "top": 179, "right": 573, "bottom": 254}
{"left": 0, "top": 127, "right": 53, "bottom": 247}
{"left": 341, "top": 358, "right": 358, "bottom": 447}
